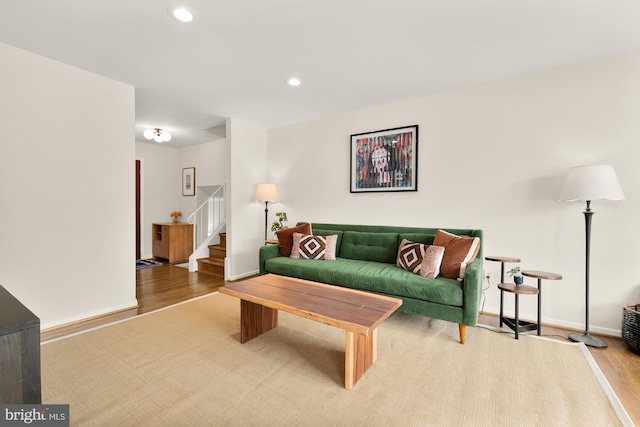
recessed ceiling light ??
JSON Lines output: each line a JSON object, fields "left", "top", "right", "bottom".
{"left": 287, "top": 78, "right": 301, "bottom": 87}
{"left": 168, "top": 6, "right": 195, "bottom": 23}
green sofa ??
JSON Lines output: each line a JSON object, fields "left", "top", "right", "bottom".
{"left": 259, "top": 223, "right": 483, "bottom": 344}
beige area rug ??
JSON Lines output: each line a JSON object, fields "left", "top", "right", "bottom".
{"left": 42, "top": 293, "right": 633, "bottom": 426}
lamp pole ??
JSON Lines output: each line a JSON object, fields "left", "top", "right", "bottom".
{"left": 255, "top": 183, "right": 279, "bottom": 245}
{"left": 263, "top": 201, "right": 269, "bottom": 244}
{"left": 568, "top": 200, "right": 607, "bottom": 348}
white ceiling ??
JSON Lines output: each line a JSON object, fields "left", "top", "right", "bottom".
{"left": 2, "top": 1, "right": 640, "bottom": 147}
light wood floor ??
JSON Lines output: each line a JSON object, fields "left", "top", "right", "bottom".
{"left": 134, "top": 262, "right": 226, "bottom": 314}
{"left": 42, "top": 265, "right": 640, "bottom": 424}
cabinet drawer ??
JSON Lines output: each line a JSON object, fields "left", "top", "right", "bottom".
{"left": 152, "top": 240, "right": 163, "bottom": 257}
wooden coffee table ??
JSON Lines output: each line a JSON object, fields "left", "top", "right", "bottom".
{"left": 219, "top": 274, "right": 402, "bottom": 389}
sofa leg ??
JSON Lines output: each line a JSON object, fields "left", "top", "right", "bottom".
{"left": 459, "top": 324, "right": 466, "bottom": 345}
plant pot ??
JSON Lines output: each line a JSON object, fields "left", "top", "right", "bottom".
{"left": 514, "top": 276, "right": 524, "bottom": 285}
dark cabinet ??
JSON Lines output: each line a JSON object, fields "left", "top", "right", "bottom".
{"left": 0, "top": 285, "right": 41, "bottom": 404}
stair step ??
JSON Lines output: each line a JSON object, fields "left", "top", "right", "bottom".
{"left": 199, "top": 257, "right": 224, "bottom": 266}
{"left": 208, "top": 245, "right": 226, "bottom": 259}
{"left": 197, "top": 257, "right": 224, "bottom": 277}
{"left": 219, "top": 233, "right": 226, "bottom": 246}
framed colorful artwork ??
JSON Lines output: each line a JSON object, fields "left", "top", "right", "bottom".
{"left": 350, "top": 125, "right": 418, "bottom": 193}
{"left": 182, "top": 167, "right": 196, "bottom": 196}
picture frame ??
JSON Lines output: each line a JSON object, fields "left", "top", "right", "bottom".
{"left": 182, "top": 167, "right": 196, "bottom": 196}
{"left": 350, "top": 125, "right": 418, "bottom": 193}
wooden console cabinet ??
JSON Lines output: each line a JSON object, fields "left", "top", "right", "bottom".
{"left": 152, "top": 222, "right": 194, "bottom": 263}
{"left": 0, "top": 285, "right": 41, "bottom": 404}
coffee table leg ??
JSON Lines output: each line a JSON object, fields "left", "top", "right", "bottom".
{"left": 345, "top": 329, "right": 376, "bottom": 390}
{"left": 240, "top": 299, "right": 278, "bottom": 343}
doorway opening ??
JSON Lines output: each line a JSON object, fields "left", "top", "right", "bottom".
{"left": 135, "top": 159, "right": 141, "bottom": 260}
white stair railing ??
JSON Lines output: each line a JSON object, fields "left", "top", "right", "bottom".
{"left": 187, "top": 184, "right": 226, "bottom": 271}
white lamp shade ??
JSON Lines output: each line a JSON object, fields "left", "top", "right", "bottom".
{"left": 255, "top": 183, "right": 279, "bottom": 202}
{"left": 559, "top": 165, "right": 625, "bottom": 202}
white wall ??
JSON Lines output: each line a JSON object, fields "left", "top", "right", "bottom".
{"left": 178, "top": 139, "right": 231, "bottom": 216}
{"left": 267, "top": 51, "right": 640, "bottom": 335}
{"left": 135, "top": 142, "right": 181, "bottom": 258}
{"left": 0, "top": 43, "right": 136, "bottom": 329}
{"left": 135, "top": 138, "right": 230, "bottom": 258}
{"left": 228, "top": 118, "right": 268, "bottom": 280}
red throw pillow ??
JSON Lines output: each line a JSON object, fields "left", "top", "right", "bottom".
{"left": 433, "top": 230, "right": 480, "bottom": 280}
{"left": 275, "top": 223, "right": 312, "bottom": 257}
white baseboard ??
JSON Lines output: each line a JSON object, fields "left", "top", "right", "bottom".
{"left": 227, "top": 269, "right": 259, "bottom": 281}
{"left": 481, "top": 306, "right": 622, "bottom": 337}
{"left": 41, "top": 299, "right": 139, "bottom": 331}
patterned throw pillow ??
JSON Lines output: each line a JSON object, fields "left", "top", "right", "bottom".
{"left": 290, "top": 233, "right": 338, "bottom": 261}
{"left": 433, "top": 230, "right": 480, "bottom": 280}
{"left": 396, "top": 239, "right": 445, "bottom": 279}
{"left": 419, "top": 246, "right": 446, "bottom": 279}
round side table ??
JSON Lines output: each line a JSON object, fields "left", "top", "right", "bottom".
{"left": 485, "top": 256, "right": 521, "bottom": 328}
{"left": 497, "top": 282, "right": 538, "bottom": 339}
{"left": 522, "top": 270, "right": 563, "bottom": 336}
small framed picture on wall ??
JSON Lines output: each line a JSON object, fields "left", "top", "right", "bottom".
{"left": 350, "top": 125, "right": 418, "bottom": 193}
{"left": 182, "top": 167, "right": 196, "bottom": 196}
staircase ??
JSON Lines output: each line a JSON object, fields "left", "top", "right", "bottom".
{"left": 187, "top": 184, "right": 226, "bottom": 273}
{"left": 196, "top": 233, "right": 226, "bottom": 277}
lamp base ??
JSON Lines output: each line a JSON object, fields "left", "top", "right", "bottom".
{"left": 568, "top": 332, "right": 608, "bottom": 348}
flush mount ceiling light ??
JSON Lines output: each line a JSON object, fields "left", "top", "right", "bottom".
{"left": 168, "top": 6, "right": 195, "bottom": 23}
{"left": 287, "top": 77, "right": 301, "bottom": 87}
{"left": 144, "top": 128, "right": 172, "bottom": 143}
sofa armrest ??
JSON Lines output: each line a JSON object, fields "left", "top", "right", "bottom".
{"left": 259, "top": 244, "right": 279, "bottom": 275}
{"left": 461, "top": 257, "right": 483, "bottom": 327}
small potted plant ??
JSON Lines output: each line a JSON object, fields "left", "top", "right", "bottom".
{"left": 170, "top": 211, "right": 182, "bottom": 223}
{"left": 270, "top": 212, "right": 288, "bottom": 234}
{"left": 508, "top": 266, "right": 524, "bottom": 285}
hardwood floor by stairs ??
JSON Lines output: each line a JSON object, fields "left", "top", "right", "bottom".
{"left": 41, "top": 269, "right": 639, "bottom": 424}
{"left": 135, "top": 261, "right": 225, "bottom": 314}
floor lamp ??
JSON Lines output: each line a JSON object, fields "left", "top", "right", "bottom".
{"left": 255, "top": 183, "right": 279, "bottom": 244}
{"left": 559, "top": 165, "right": 625, "bottom": 348}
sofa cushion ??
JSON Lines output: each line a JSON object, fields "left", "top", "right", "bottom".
{"left": 398, "top": 233, "right": 436, "bottom": 246}
{"left": 396, "top": 239, "right": 445, "bottom": 279}
{"left": 433, "top": 230, "right": 480, "bottom": 280}
{"left": 340, "top": 231, "right": 398, "bottom": 264}
{"left": 290, "top": 233, "right": 337, "bottom": 261}
{"left": 275, "top": 223, "right": 312, "bottom": 257}
{"left": 264, "top": 257, "right": 463, "bottom": 307}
